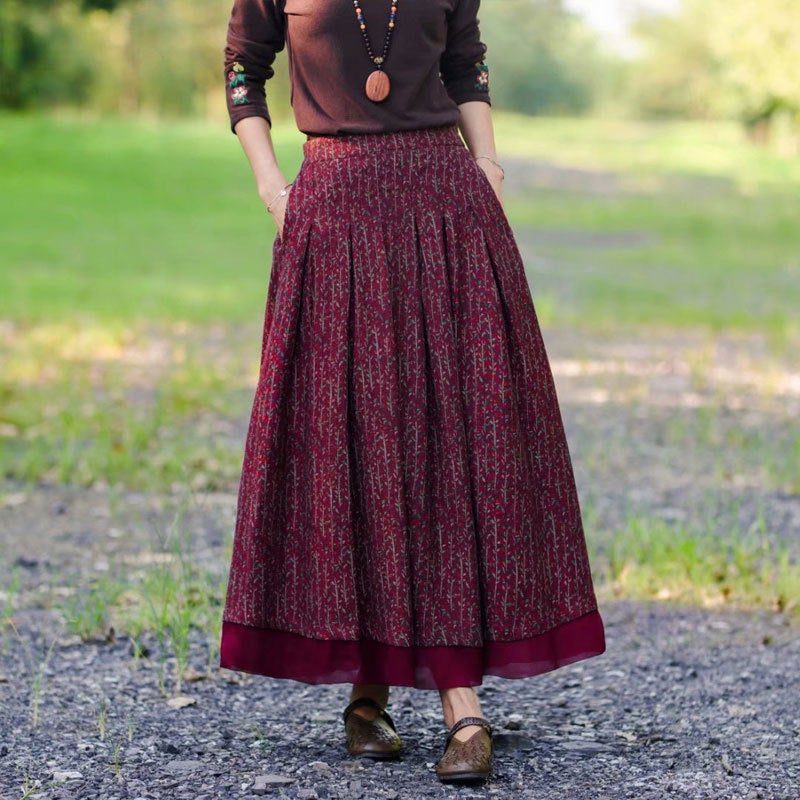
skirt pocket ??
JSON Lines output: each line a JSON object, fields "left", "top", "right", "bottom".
{"left": 470, "top": 156, "right": 506, "bottom": 219}
{"left": 275, "top": 161, "right": 306, "bottom": 248}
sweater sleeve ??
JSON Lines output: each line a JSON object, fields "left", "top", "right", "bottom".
{"left": 224, "top": 0, "right": 286, "bottom": 134}
{"left": 440, "top": 0, "right": 491, "bottom": 107}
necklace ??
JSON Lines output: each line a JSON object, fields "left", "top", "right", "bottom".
{"left": 351, "top": 0, "right": 399, "bottom": 102}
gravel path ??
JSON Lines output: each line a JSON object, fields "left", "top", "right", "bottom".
{"left": 2, "top": 599, "right": 798, "bottom": 800}
{"left": 2, "top": 321, "right": 798, "bottom": 799}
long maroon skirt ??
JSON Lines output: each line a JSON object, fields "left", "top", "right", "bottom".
{"left": 219, "top": 123, "right": 605, "bottom": 690}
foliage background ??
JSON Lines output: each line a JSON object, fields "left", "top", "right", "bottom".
{"left": 1, "top": 0, "right": 797, "bottom": 146}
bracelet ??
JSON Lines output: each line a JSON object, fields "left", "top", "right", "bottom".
{"left": 474, "top": 155, "right": 504, "bottom": 179}
{"left": 266, "top": 181, "right": 294, "bottom": 213}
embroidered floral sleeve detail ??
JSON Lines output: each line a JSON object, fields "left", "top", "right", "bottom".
{"left": 440, "top": 0, "right": 491, "bottom": 106}
{"left": 229, "top": 62, "right": 250, "bottom": 105}
{"left": 473, "top": 61, "right": 489, "bottom": 92}
{"left": 224, "top": 0, "right": 287, "bottom": 134}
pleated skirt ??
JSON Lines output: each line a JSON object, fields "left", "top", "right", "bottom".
{"left": 219, "top": 123, "right": 605, "bottom": 690}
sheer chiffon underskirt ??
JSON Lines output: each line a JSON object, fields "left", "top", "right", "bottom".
{"left": 221, "top": 610, "right": 605, "bottom": 690}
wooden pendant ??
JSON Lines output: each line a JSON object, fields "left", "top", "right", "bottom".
{"left": 365, "top": 69, "right": 391, "bottom": 102}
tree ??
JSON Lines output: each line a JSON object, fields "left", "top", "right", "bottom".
{"left": 705, "top": 0, "right": 800, "bottom": 142}
{"left": 480, "top": 0, "right": 610, "bottom": 116}
{"left": 628, "top": 2, "right": 727, "bottom": 120}
{"left": 630, "top": 0, "right": 800, "bottom": 143}
{"left": 0, "top": 0, "right": 136, "bottom": 108}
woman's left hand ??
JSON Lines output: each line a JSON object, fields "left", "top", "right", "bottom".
{"left": 476, "top": 159, "right": 504, "bottom": 208}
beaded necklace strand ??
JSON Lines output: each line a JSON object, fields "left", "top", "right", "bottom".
{"left": 351, "top": 0, "right": 399, "bottom": 102}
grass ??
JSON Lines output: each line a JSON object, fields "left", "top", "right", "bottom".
{"left": 509, "top": 189, "right": 800, "bottom": 345}
{"left": 591, "top": 513, "right": 799, "bottom": 617}
{"left": 494, "top": 115, "right": 800, "bottom": 340}
{"left": 1, "top": 111, "right": 798, "bottom": 490}
{"left": 54, "top": 489, "right": 226, "bottom": 694}
{"left": 61, "top": 575, "right": 124, "bottom": 642}
{"left": 1, "top": 110, "right": 798, "bottom": 628}
{"left": 46, "top": 494, "right": 800, "bottom": 696}
{"left": 1, "top": 110, "right": 798, "bottom": 336}
{"left": 515, "top": 186, "right": 799, "bottom": 339}
{"left": 496, "top": 114, "right": 800, "bottom": 187}
{"left": 1, "top": 321, "right": 251, "bottom": 490}
{"left": 0, "top": 112, "right": 305, "bottom": 324}
{"left": 4, "top": 617, "right": 57, "bottom": 729}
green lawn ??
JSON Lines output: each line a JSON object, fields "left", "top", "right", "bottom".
{"left": 2, "top": 111, "right": 797, "bottom": 624}
{"left": 1, "top": 110, "right": 799, "bottom": 337}
{"left": 1, "top": 110, "right": 798, "bottom": 491}
{"left": 494, "top": 115, "right": 800, "bottom": 339}
{"left": 0, "top": 112, "right": 305, "bottom": 324}
{"left": 497, "top": 114, "right": 800, "bottom": 186}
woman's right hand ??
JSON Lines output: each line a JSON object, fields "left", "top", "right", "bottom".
{"left": 257, "top": 175, "right": 293, "bottom": 240}
{"left": 234, "top": 117, "right": 290, "bottom": 239}
{"left": 266, "top": 186, "right": 292, "bottom": 240}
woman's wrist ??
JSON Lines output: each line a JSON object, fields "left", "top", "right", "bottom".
{"left": 257, "top": 174, "right": 290, "bottom": 207}
{"left": 264, "top": 182, "right": 294, "bottom": 214}
{"left": 474, "top": 154, "right": 504, "bottom": 180}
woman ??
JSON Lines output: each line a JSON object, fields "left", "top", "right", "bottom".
{"left": 218, "top": 0, "right": 606, "bottom": 785}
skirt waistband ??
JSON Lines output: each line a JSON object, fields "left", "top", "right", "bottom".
{"left": 303, "top": 123, "right": 464, "bottom": 159}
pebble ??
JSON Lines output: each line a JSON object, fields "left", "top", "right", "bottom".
{"left": 505, "top": 713, "right": 524, "bottom": 730}
{"left": 164, "top": 759, "right": 205, "bottom": 775}
{"left": 560, "top": 741, "right": 616, "bottom": 755}
{"left": 252, "top": 774, "right": 295, "bottom": 794}
{"left": 494, "top": 732, "right": 535, "bottom": 752}
{"left": 52, "top": 770, "right": 83, "bottom": 781}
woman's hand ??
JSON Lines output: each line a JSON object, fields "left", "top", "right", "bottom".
{"left": 259, "top": 182, "right": 293, "bottom": 240}
{"left": 476, "top": 158, "right": 504, "bottom": 209}
{"left": 232, "top": 115, "right": 292, "bottom": 241}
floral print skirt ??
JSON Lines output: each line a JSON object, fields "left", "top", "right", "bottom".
{"left": 219, "top": 123, "right": 605, "bottom": 690}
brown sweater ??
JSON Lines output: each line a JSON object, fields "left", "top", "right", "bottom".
{"left": 224, "top": 0, "right": 491, "bottom": 136}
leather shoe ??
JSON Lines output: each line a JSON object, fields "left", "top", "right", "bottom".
{"left": 342, "top": 697, "right": 403, "bottom": 760}
{"left": 434, "top": 715, "right": 493, "bottom": 783}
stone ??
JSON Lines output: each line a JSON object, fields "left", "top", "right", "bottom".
{"left": 493, "top": 732, "right": 535, "bottom": 752}
{"left": 560, "top": 741, "right": 616, "bottom": 756}
{"left": 252, "top": 774, "right": 295, "bottom": 795}
{"left": 164, "top": 759, "right": 205, "bottom": 775}
{"left": 505, "top": 713, "right": 525, "bottom": 730}
{"left": 52, "top": 770, "right": 83, "bottom": 781}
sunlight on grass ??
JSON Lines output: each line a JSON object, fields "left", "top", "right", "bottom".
{"left": 592, "top": 514, "right": 800, "bottom": 618}
{"left": 494, "top": 113, "right": 800, "bottom": 188}
{"left": 1, "top": 112, "right": 799, "bottom": 338}
{"left": 1, "top": 321, "right": 255, "bottom": 490}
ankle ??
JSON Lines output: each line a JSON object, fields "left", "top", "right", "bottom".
{"left": 349, "top": 684, "right": 390, "bottom": 720}
{"left": 439, "top": 687, "right": 486, "bottom": 739}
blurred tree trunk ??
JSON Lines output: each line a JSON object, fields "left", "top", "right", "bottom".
{"left": 120, "top": 5, "right": 140, "bottom": 114}
{"left": 1, "top": 1, "right": 31, "bottom": 108}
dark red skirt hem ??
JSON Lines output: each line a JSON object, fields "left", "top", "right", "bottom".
{"left": 219, "top": 609, "right": 605, "bottom": 690}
